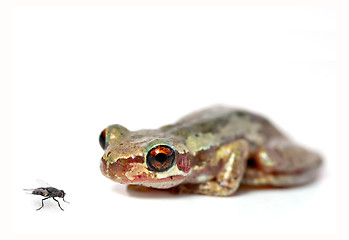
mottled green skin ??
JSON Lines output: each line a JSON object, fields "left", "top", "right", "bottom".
{"left": 161, "top": 106, "right": 283, "bottom": 155}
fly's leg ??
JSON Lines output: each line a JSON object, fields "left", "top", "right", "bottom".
{"left": 243, "top": 138, "right": 322, "bottom": 186}
{"left": 63, "top": 197, "right": 69, "bottom": 203}
{"left": 180, "top": 139, "right": 249, "bottom": 196}
{"left": 37, "top": 197, "right": 50, "bottom": 211}
{"left": 52, "top": 197, "right": 64, "bottom": 211}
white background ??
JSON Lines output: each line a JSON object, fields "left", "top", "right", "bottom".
{"left": 13, "top": 7, "right": 336, "bottom": 234}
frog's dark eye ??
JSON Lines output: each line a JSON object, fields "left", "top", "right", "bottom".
{"left": 146, "top": 145, "right": 175, "bottom": 172}
{"left": 99, "top": 129, "right": 107, "bottom": 150}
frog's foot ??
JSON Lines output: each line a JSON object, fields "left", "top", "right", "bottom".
{"left": 242, "top": 167, "right": 320, "bottom": 186}
{"left": 179, "top": 181, "right": 238, "bottom": 197}
{"left": 180, "top": 140, "right": 249, "bottom": 197}
{"left": 243, "top": 138, "right": 322, "bottom": 186}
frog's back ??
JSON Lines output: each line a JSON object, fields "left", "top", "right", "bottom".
{"left": 162, "top": 106, "right": 283, "bottom": 154}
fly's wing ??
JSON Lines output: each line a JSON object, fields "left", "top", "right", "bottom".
{"left": 23, "top": 188, "right": 49, "bottom": 196}
{"left": 24, "top": 180, "right": 52, "bottom": 197}
{"left": 36, "top": 179, "right": 51, "bottom": 187}
{"left": 23, "top": 188, "right": 36, "bottom": 194}
{"left": 24, "top": 180, "right": 50, "bottom": 194}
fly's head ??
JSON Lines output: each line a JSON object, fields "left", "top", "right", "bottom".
{"left": 57, "top": 190, "right": 65, "bottom": 198}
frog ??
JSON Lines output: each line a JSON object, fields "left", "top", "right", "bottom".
{"left": 99, "top": 106, "right": 322, "bottom": 196}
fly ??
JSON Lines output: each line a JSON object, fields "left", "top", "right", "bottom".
{"left": 24, "top": 185, "right": 69, "bottom": 211}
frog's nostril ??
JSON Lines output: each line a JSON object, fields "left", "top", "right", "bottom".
{"left": 100, "top": 156, "right": 145, "bottom": 183}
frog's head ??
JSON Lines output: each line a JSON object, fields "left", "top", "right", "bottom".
{"left": 99, "top": 124, "right": 192, "bottom": 189}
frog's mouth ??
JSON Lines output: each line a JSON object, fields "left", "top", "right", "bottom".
{"left": 100, "top": 156, "right": 186, "bottom": 187}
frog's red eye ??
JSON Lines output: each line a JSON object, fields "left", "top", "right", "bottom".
{"left": 146, "top": 145, "right": 175, "bottom": 172}
{"left": 99, "top": 129, "right": 107, "bottom": 150}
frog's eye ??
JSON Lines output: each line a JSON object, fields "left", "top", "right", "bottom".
{"left": 146, "top": 145, "right": 176, "bottom": 172}
{"left": 99, "top": 129, "right": 107, "bottom": 150}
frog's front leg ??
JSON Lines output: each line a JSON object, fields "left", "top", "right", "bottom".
{"left": 180, "top": 140, "right": 249, "bottom": 197}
